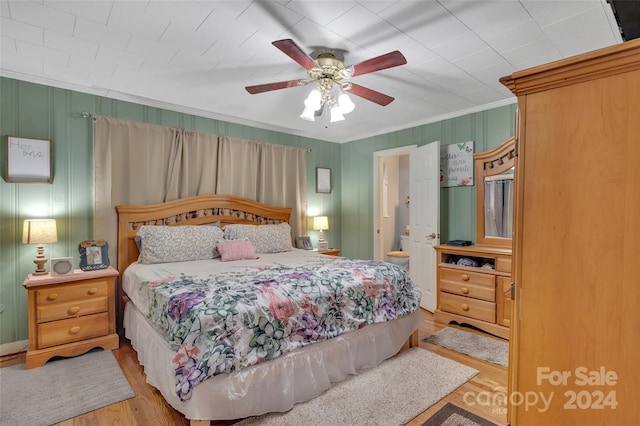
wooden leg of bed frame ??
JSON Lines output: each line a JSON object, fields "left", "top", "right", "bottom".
{"left": 190, "top": 420, "right": 209, "bottom": 426}
{"left": 400, "top": 329, "right": 420, "bottom": 351}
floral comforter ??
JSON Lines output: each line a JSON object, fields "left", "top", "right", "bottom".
{"left": 124, "top": 253, "right": 420, "bottom": 401}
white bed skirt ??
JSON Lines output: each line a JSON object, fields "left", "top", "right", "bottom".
{"left": 124, "top": 301, "right": 422, "bottom": 421}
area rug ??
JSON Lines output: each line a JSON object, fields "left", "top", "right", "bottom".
{"left": 422, "top": 402, "right": 498, "bottom": 426}
{"left": 424, "top": 327, "right": 508, "bottom": 368}
{"left": 0, "top": 349, "right": 135, "bottom": 426}
{"left": 236, "top": 348, "right": 478, "bottom": 426}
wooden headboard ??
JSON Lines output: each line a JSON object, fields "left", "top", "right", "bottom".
{"left": 115, "top": 194, "right": 292, "bottom": 330}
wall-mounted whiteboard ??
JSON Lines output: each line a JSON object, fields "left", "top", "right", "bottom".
{"left": 5, "top": 136, "right": 52, "bottom": 183}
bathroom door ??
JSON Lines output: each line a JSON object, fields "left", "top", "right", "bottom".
{"left": 410, "top": 141, "right": 440, "bottom": 312}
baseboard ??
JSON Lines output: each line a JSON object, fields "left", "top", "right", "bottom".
{"left": 0, "top": 340, "right": 28, "bottom": 357}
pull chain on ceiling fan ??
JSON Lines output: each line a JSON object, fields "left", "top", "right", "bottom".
{"left": 245, "top": 39, "right": 407, "bottom": 123}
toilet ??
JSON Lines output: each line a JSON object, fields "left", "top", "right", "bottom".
{"left": 386, "top": 235, "right": 410, "bottom": 270}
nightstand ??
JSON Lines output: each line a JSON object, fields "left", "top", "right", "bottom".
{"left": 318, "top": 248, "right": 341, "bottom": 256}
{"left": 22, "top": 266, "right": 119, "bottom": 369}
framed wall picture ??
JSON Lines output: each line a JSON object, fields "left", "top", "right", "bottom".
{"left": 295, "top": 236, "right": 313, "bottom": 250}
{"left": 316, "top": 167, "right": 331, "bottom": 193}
{"left": 5, "top": 136, "right": 53, "bottom": 183}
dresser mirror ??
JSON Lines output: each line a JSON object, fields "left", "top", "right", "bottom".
{"left": 474, "top": 136, "right": 516, "bottom": 247}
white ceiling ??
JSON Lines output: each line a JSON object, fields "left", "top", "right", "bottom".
{"left": 0, "top": 1, "right": 623, "bottom": 143}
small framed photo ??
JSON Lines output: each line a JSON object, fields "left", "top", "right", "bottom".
{"left": 295, "top": 236, "right": 313, "bottom": 250}
{"left": 51, "top": 257, "right": 74, "bottom": 277}
{"left": 316, "top": 167, "right": 331, "bottom": 194}
{"left": 5, "top": 136, "right": 53, "bottom": 183}
{"left": 78, "top": 240, "right": 110, "bottom": 271}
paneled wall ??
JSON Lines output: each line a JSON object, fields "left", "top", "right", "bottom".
{"left": 0, "top": 77, "right": 341, "bottom": 349}
{"left": 340, "top": 105, "right": 517, "bottom": 259}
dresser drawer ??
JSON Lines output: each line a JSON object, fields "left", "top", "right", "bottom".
{"left": 36, "top": 279, "right": 109, "bottom": 305}
{"left": 495, "top": 256, "right": 512, "bottom": 273}
{"left": 37, "top": 296, "right": 108, "bottom": 323}
{"left": 37, "top": 313, "right": 110, "bottom": 349}
{"left": 439, "top": 292, "right": 496, "bottom": 322}
{"left": 439, "top": 268, "right": 495, "bottom": 302}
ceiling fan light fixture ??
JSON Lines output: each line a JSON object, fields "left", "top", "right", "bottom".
{"left": 300, "top": 107, "right": 316, "bottom": 121}
{"left": 338, "top": 93, "right": 355, "bottom": 114}
{"left": 330, "top": 104, "right": 345, "bottom": 122}
{"left": 304, "top": 89, "right": 322, "bottom": 111}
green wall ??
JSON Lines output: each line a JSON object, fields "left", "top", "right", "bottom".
{"left": 339, "top": 105, "right": 517, "bottom": 259}
{"left": 0, "top": 76, "right": 516, "bottom": 348}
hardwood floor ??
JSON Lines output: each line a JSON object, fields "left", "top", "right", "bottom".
{"left": 5, "top": 309, "right": 508, "bottom": 425}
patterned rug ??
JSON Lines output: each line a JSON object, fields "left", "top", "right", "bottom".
{"left": 422, "top": 403, "right": 498, "bottom": 426}
{"left": 424, "top": 327, "right": 509, "bottom": 367}
{"left": 0, "top": 349, "right": 134, "bottom": 426}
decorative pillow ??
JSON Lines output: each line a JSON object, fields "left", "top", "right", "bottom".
{"left": 224, "top": 223, "right": 292, "bottom": 253}
{"left": 216, "top": 239, "right": 258, "bottom": 262}
{"left": 136, "top": 225, "right": 224, "bottom": 264}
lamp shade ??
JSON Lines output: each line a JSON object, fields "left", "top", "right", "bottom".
{"left": 313, "top": 216, "right": 329, "bottom": 231}
{"left": 22, "top": 219, "right": 57, "bottom": 244}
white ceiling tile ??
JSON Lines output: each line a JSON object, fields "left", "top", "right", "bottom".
{"left": 107, "top": 2, "right": 170, "bottom": 41}
{"left": 430, "top": 31, "right": 489, "bottom": 62}
{"left": 8, "top": 1, "right": 75, "bottom": 36}
{"left": 45, "top": 30, "right": 99, "bottom": 59}
{"left": 523, "top": 0, "right": 600, "bottom": 27}
{"left": 285, "top": 1, "right": 357, "bottom": 27}
{"left": 44, "top": 62, "right": 90, "bottom": 83}
{"left": 554, "top": 25, "right": 621, "bottom": 58}
{"left": 96, "top": 44, "right": 145, "bottom": 69}
{"left": 1, "top": 51, "right": 43, "bottom": 75}
{"left": 1, "top": 1, "right": 10, "bottom": 17}
{"left": 70, "top": 54, "right": 117, "bottom": 78}
{"left": 236, "top": 1, "right": 304, "bottom": 39}
{"left": 2, "top": 36, "right": 17, "bottom": 56}
{"left": 440, "top": 0, "right": 531, "bottom": 38}
{"left": 357, "top": 1, "right": 398, "bottom": 15}
{"left": 485, "top": 21, "right": 546, "bottom": 55}
{"left": 452, "top": 47, "right": 505, "bottom": 74}
{"left": 16, "top": 40, "right": 69, "bottom": 67}
{"left": 145, "top": 1, "right": 213, "bottom": 29}
{"left": 75, "top": 17, "right": 131, "bottom": 49}
{"left": 127, "top": 35, "right": 180, "bottom": 64}
{"left": 1, "top": 17, "right": 43, "bottom": 45}
{"left": 195, "top": 10, "right": 255, "bottom": 48}
{"left": 43, "top": 0, "right": 113, "bottom": 25}
{"left": 197, "top": 0, "right": 253, "bottom": 19}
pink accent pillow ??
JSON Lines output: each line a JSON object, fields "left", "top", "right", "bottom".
{"left": 216, "top": 239, "right": 258, "bottom": 262}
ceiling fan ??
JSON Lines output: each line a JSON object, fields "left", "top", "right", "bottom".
{"left": 245, "top": 39, "right": 407, "bottom": 122}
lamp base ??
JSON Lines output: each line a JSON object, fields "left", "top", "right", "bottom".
{"left": 317, "top": 241, "right": 329, "bottom": 251}
{"left": 33, "top": 244, "right": 48, "bottom": 275}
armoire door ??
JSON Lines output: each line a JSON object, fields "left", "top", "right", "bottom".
{"left": 503, "top": 39, "right": 640, "bottom": 425}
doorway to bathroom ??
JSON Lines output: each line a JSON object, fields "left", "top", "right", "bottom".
{"left": 373, "top": 143, "right": 440, "bottom": 312}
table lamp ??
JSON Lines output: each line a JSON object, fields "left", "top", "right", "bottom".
{"left": 313, "top": 216, "right": 329, "bottom": 251}
{"left": 22, "top": 219, "right": 58, "bottom": 275}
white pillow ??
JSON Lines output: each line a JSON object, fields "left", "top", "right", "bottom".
{"left": 137, "top": 225, "right": 224, "bottom": 264}
{"left": 224, "top": 223, "right": 292, "bottom": 253}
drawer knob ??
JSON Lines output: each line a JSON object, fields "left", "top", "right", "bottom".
{"left": 69, "top": 326, "right": 81, "bottom": 335}
{"left": 68, "top": 306, "right": 81, "bottom": 315}
{"left": 461, "top": 287, "right": 469, "bottom": 295}
{"left": 461, "top": 274, "right": 469, "bottom": 281}
{"left": 461, "top": 303, "right": 469, "bottom": 311}
{"left": 47, "top": 293, "right": 59, "bottom": 301}
{"left": 88, "top": 288, "right": 98, "bottom": 295}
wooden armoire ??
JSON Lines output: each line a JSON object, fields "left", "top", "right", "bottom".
{"left": 501, "top": 39, "right": 640, "bottom": 424}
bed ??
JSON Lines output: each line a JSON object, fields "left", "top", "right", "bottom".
{"left": 116, "top": 194, "right": 422, "bottom": 425}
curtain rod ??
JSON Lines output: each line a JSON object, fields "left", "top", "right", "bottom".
{"left": 79, "top": 110, "right": 312, "bottom": 152}
{"left": 80, "top": 111, "right": 97, "bottom": 120}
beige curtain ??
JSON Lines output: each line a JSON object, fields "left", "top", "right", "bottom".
{"left": 94, "top": 117, "right": 307, "bottom": 267}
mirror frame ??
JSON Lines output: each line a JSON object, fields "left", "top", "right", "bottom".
{"left": 474, "top": 136, "right": 516, "bottom": 247}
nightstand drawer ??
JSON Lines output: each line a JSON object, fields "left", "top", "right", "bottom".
{"left": 36, "top": 279, "right": 109, "bottom": 305}
{"left": 439, "top": 292, "right": 495, "bottom": 322}
{"left": 37, "top": 313, "right": 110, "bottom": 349}
{"left": 37, "top": 296, "right": 108, "bottom": 323}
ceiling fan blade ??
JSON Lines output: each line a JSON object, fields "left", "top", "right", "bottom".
{"left": 245, "top": 79, "right": 311, "bottom": 94}
{"left": 348, "top": 83, "right": 395, "bottom": 106}
{"left": 272, "top": 39, "right": 318, "bottom": 70}
{"left": 347, "top": 51, "right": 407, "bottom": 77}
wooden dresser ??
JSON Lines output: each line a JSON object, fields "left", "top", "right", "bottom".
{"left": 22, "top": 267, "right": 119, "bottom": 369}
{"left": 434, "top": 244, "right": 512, "bottom": 339}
